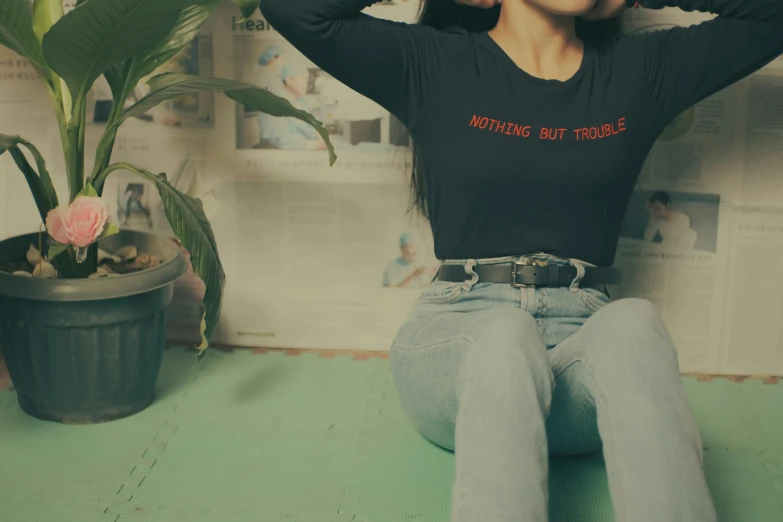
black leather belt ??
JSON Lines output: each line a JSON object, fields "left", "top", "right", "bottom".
{"left": 436, "top": 261, "right": 623, "bottom": 288}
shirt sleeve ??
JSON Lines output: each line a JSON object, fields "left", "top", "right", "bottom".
{"left": 258, "top": 0, "right": 450, "bottom": 129}
{"left": 635, "top": 0, "right": 783, "bottom": 129}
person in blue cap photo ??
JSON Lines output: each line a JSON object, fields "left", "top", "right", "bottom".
{"left": 257, "top": 45, "right": 309, "bottom": 99}
{"left": 382, "top": 232, "right": 433, "bottom": 289}
{"left": 254, "top": 44, "right": 327, "bottom": 150}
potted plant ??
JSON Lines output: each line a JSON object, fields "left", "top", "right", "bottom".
{"left": 0, "top": 0, "right": 335, "bottom": 423}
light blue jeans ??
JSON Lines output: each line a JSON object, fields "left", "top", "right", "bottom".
{"left": 389, "top": 254, "right": 716, "bottom": 522}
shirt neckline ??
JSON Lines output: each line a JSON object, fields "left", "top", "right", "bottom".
{"left": 477, "top": 31, "right": 593, "bottom": 88}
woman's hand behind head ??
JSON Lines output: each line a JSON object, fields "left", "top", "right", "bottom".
{"left": 454, "top": 0, "right": 502, "bottom": 8}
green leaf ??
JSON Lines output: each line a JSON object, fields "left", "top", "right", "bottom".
{"left": 93, "top": 73, "right": 337, "bottom": 190}
{"left": 0, "top": 0, "right": 47, "bottom": 74}
{"left": 47, "top": 242, "right": 70, "bottom": 259}
{"left": 0, "top": 133, "right": 58, "bottom": 219}
{"left": 75, "top": 183, "right": 99, "bottom": 198}
{"left": 14, "top": 136, "right": 58, "bottom": 207}
{"left": 130, "top": 2, "right": 220, "bottom": 83}
{"left": 230, "top": 0, "right": 259, "bottom": 19}
{"left": 32, "top": 0, "right": 63, "bottom": 43}
{"left": 98, "top": 222, "right": 120, "bottom": 240}
{"left": 0, "top": 133, "right": 51, "bottom": 186}
{"left": 103, "top": 63, "right": 129, "bottom": 102}
{"left": 41, "top": 0, "right": 205, "bottom": 103}
{"left": 224, "top": 90, "right": 337, "bottom": 166}
{"left": 90, "top": 0, "right": 220, "bottom": 177}
{"left": 100, "top": 162, "right": 225, "bottom": 346}
{"left": 115, "top": 73, "right": 336, "bottom": 164}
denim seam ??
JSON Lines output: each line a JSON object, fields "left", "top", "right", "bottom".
{"left": 576, "top": 288, "right": 609, "bottom": 312}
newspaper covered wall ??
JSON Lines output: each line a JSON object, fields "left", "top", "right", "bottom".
{"left": 1, "top": 2, "right": 782, "bottom": 375}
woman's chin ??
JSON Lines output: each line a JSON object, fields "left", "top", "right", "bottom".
{"left": 548, "top": 0, "right": 601, "bottom": 18}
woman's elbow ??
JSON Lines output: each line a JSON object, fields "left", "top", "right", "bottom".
{"left": 259, "top": 0, "right": 292, "bottom": 25}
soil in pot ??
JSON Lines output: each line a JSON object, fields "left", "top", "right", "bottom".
{"left": 0, "top": 243, "right": 164, "bottom": 279}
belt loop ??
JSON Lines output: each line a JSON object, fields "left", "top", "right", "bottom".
{"left": 463, "top": 259, "right": 479, "bottom": 291}
{"left": 568, "top": 258, "right": 585, "bottom": 293}
{"left": 549, "top": 265, "right": 561, "bottom": 288}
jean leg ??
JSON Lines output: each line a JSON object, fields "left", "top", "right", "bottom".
{"left": 550, "top": 298, "right": 716, "bottom": 522}
{"left": 392, "top": 306, "right": 555, "bottom": 522}
{"left": 455, "top": 308, "right": 555, "bottom": 522}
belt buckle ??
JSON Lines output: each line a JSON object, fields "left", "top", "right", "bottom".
{"left": 510, "top": 258, "right": 548, "bottom": 288}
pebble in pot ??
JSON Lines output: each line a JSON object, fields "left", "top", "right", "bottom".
{"left": 26, "top": 245, "right": 42, "bottom": 265}
{"left": 98, "top": 248, "right": 121, "bottom": 264}
{"left": 32, "top": 261, "right": 56, "bottom": 278}
{"left": 114, "top": 245, "right": 137, "bottom": 261}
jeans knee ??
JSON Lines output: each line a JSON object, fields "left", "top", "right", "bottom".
{"left": 464, "top": 307, "right": 550, "bottom": 373}
{"left": 479, "top": 306, "right": 538, "bottom": 331}
{"left": 590, "top": 298, "right": 678, "bottom": 361}
{"left": 475, "top": 306, "right": 541, "bottom": 347}
{"left": 620, "top": 298, "right": 660, "bottom": 320}
{"left": 595, "top": 299, "right": 665, "bottom": 336}
{"left": 460, "top": 307, "right": 554, "bottom": 413}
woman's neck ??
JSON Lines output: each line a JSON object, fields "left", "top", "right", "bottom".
{"left": 488, "top": 2, "right": 585, "bottom": 82}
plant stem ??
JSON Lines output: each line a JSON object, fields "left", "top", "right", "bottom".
{"left": 54, "top": 244, "right": 96, "bottom": 279}
{"left": 77, "top": 96, "right": 86, "bottom": 186}
{"left": 43, "top": 81, "right": 69, "bottom": 159}
{"left": 93, "top": 102, "right": 123, "bottom": 194}
{"left": 67, "top": 96, "right": 86, "bottom": 202}
{"left": 91, "top": 63, "right": 136, "bottom": 187}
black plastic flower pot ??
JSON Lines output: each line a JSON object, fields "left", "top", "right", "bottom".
{"left": 0, "top": 230, "right": 187, "bottom": 424}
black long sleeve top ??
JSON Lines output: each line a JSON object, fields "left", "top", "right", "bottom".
{"left": 260, "top": 0, "right": 783, "bottom": 265}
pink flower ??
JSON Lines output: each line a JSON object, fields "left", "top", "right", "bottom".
{"left": 45, "top": 206, "right": 70, "bottom": 245}
{"left": 45, "top": 196, "right": 111, "bottom": 248}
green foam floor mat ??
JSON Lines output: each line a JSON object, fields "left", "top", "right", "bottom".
{"left": 1, "top": 348, "right": 782, "bottom": 522}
